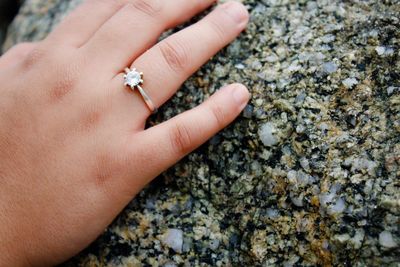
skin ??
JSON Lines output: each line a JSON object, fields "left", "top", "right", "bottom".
{"left": 0, "top": 0, "right": 249, "bottom": 266}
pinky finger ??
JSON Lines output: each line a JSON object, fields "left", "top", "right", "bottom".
{"left": 127, "top": 83, "right": 250, "bottom": 189}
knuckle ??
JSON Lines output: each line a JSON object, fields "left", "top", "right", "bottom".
{"left": 48, "top": 63, "right": 80, "bottom": 103}
{"left": 132, "top": 0, "right": 162, "bottom": 17}
{"left": 207, "top": 16, "right": 227, "bottom": 45}
{"left": 80, "top": 108, "right": 102, "bottom": 132}
{"left": 92, "top": 152, "right": 117, "bottom": 188}
{"left": 209, "top": 104, "right": 226, "bottom": 129}
{"left": 169, "top": 122, "right": 193, "bottom": 155}
{"left": 11, "top": 42, "right": 35, "bottom": 59}
{"left": 21, "top": 45, "right": 46, "bottom": 69}
{"left": 159, "top": 39, "right": 190, "bottom": 72}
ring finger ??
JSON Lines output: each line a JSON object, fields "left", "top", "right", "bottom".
{"left": 111, "top": 1, "right": 249, "bottom": 122}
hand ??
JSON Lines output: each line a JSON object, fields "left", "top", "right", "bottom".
{"left": 0, "top": 0, "right": 249, "bottom": 266}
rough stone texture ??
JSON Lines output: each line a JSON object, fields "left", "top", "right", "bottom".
{"left": 0, "top": 0, "right": 21, "bottom": 52}
{"left": 3, "top": 0, "right": 400, "bottom": 266}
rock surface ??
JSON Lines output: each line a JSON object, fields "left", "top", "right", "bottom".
{"left": 0, "top": 0, "right": 20, "bottom": 52}
{"left": 3, "top": 0, "right": 400, "bottom": 266}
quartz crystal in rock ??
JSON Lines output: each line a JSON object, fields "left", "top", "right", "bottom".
{"left": 379, "top": 231, "right": 398, "bottom": 248}
{"left": 159, "top": 228, "right": 183, "bottom": 253}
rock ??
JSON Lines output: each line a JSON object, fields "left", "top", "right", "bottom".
{"left": 299, "top": 157, "right": 310, "bottom": 171}
{"left": 5, "top": 0, "right": 399, "bottom": 266}
{"left": 266, "top": 208, "right": 279, "bottom": 219}
{"left": 250, "top": 230, "right": 268, "bottom": 261}
{"left": 327, "top": 198, "right": 346, "bottom": 215}
{"left": 342, "top": 78, "right": 358, "bottom": 89}
{"left": 257, "top": 69, "right": 278, "bottom": 82}
{"left": 0, "top": 0, "right": 21, "bottom": 53}
{"left": 290, "top": 192, "right": 304, "bottom": 207}
{"left": 387, "top": 86, "right": 399, "bottom": 96}
{"left": 209, "top": 239, "right": 220, "bottom": 250}
{"left": 379, "top": 231, "right": 398, "bottom": 248}
{"left": 259, "top": 122, "right": 278, "bottom": 147}
{"left": 375, "top": 46, "right": 386, "bottom": 56}
{"left": 344, "top": 156, "right": 378, "bottom": 176}
{"left": 159, "top": 229, "right": 183, "bottom": 253}
{"left": 375, "top": 46, "right": 395, "bottom": 57}
{"left": 321, "top": 34, "right": 336, "bottom": 43}
{"left": 334, "top": 233, "right": 351, "bottom": 244}
{"left": 243, "top": 104, "right": 253, "bottom": 119}
{"left": 351, "top": 229, "right": 365, "bottom": 249}
{"left": 182, "top": 236, "right": 193, "bottom": 253}
{"left": 322, "top": 61, "right": 338, "bottom": 74}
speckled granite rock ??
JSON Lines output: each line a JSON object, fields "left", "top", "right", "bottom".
{"left": 4, "top": 0, "right": 400, "bottom": 266}
{"left": 0, "top": 0, "right": 21, "bottom": 53}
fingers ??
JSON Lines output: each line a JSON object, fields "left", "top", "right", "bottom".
{"left": 0, "top": 43, "right": 36, "bottom": 69}
{"left": 81, "top": 0, "right": 216, "bottom": 74}
{"left": 124, "top": 84, "right": 249, "bottom": 191}
{"left": 46, "top": 0, "right": 126, "bottom": 47}
{"left": 112, "top": 1, "right": 249, "bottom": 119}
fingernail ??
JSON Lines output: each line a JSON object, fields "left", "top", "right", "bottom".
{"left": 232, "top": 84, "right": 250, "bottom": 107}
{"left": 222, "top": 2, "right": 249, "bottom": 24}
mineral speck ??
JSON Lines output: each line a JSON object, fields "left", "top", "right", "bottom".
{"left": 159, "top": 229, "right": 183, "bottom": 253}
{"left": 379, "top": 231, "right": 398, "bottom": 248}
{"left": 259, "top": 122, "right": 278, "bottom": 147}
{"left": 322, "top": 61, "right": 338, "bottom": 74}
{"left": 342, "top": 78, "right": 358, "bottom": 89}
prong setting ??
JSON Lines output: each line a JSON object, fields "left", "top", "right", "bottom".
{"left": 122, "top": 67, "right": 156, "bottom": 112}
{"left": 123, "top": 68, "right": 143, "bottom": 90}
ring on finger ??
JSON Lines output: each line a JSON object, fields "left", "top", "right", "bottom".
{"left": 123, "top": 67, "right": 157, "bottom": 113}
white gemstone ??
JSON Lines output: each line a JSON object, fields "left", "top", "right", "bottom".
{"left": 125, "top": 70, "right": 141, "bottom": 87}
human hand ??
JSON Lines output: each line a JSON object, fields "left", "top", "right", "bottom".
{"left": 0, "top": 0, "right": 249, "bottom": 265}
